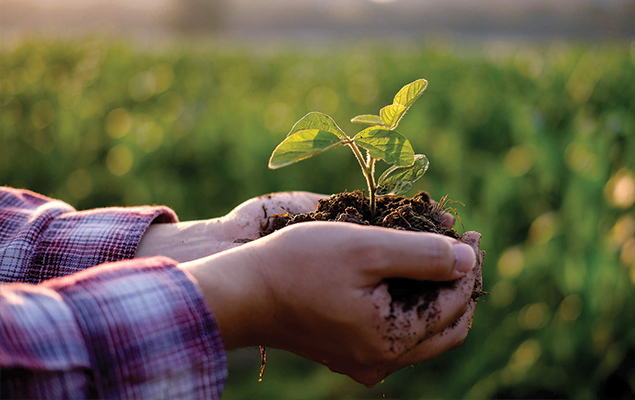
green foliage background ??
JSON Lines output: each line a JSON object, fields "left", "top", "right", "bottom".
{"left": 2, "top": 37, "right": 635, "bottom": 399}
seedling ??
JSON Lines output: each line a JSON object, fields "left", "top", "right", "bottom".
{"left": 269, "top": 78, "right": 430, "bottom": 215}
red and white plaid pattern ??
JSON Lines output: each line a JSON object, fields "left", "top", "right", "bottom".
{"left": 0, "top": 188, "right": 228, "bottom": 399}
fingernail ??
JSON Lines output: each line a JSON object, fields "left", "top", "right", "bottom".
{"left": 453, "top": 243, "right": 476, "bottom": 274}
{"left": 440, "top": 213, "right": 455, "bottom": 229}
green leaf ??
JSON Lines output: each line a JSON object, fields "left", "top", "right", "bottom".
{"left": 379, "top": 104, "right": 406, "bottom": 130}
{"left": 269, "top": 129, "right": 344, "bottom": 169}
{"left": 393, "top": 79, "right": 428, "bottom": 109}
{"left": 351, "top": 114, "right": 386, "bottom": 126}
{"left": 376, "top": 154, "right": 429, "bottom": 196}
{"left": 375, "top": 181, "right": 413, "bottom": 197}
{"left": 288, "top": 111, "right": 347, "bottom": 139}
{"left": 377, "top": 79, "right": 428, "bottom": 130}
{"left": 353, "top": 128, "right": 414, "bottom": 166}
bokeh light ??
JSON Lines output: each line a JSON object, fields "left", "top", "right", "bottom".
{"left": 106, "top": 108, "right": 131, "bottom": 139}
{"left": 31, "top": 100, "right": 54, "bottom": 130}
{"left": 528, "top": 212, "right": 558, "bottom": 245}
{"left": 605, "top": 168, "right": 635, "bottom": 209}
{"left": 498, "top": 247, "right": 525, "bottom": 279}
{"left": 504, "top": 339, "right": 542, "bottom": 382}
{"left": 106, "top": 144, "right": 133, "bottom": 176}
{"left": 504, "top": 145, "right": 535, "bottom": 177}
{"left": 558, "top": 294, "right": 583, "bottom": 322}
{"left": 518, "top": 302, "right": 550, "bottom": 330}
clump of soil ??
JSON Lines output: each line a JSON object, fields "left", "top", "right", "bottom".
{"left": 261, "top": 190, "right": 458, "bottom": 240}
{"left": 259, "top": 190, "right": 482, "bottom": 315}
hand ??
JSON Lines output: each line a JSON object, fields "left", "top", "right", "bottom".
{"left": 390, "top": 230, "right": 482, "bottom": 379}
{"left": 180, "top": 221, "right": 481, "bottom": 387}
{"left": 219, "top": 191, "right": 328, "bottom": 242}
{"left": 136, "top": 192, "right": 326, "bottom": 262}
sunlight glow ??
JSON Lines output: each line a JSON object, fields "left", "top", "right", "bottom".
{"left": 605, "top": 168, "right": 635, "bottom": 209}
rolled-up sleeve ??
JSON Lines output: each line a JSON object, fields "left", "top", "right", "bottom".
{"left": 0, "top": 188, "right": 228, "bottom": 399}
{"left": 0, "top": 187, "right": 178, "bottom": 284}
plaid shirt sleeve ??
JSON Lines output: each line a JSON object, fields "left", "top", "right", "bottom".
{"left": 0, "top": 188, "right": 228, "bottom": 399}
{"left": 0, "top": 186, "right": 178, "bottom": 284}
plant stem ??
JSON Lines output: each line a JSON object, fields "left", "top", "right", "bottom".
{"left": 347, "top": 141, "right": 377, "bottom": 216}
{"left": 367, "top": 153, "right": 377, "bottom": 215}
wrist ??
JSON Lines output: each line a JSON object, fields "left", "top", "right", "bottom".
{"left": 135, "top": 218, "right": 231, "bottom": 263}
{"left": 179, "top": 245, "right": 271, "bottom": 350}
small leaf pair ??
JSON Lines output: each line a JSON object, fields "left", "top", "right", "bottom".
{"left": 268, "top": 79, "right": 430, "bottom": 214}
{"left": 268, "top": 113, "right": 415, "bottom": 170}
{"left": 351, "top": 78, "right": 428, "bottom": 130}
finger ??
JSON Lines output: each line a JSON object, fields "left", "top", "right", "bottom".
{"left": 352, "top": 226, "right": 476, "bottom": 281}
{"left": 381, "top": 300, "right": 476, "bottom": 378}
{"left": 389, "top": 232, "right": 483, "bottom": 359}
{"left": 258, "top": 191, "right": 327, "bottom": 216}
{"left": 397, "top": 233, "right": 482, "bottom": 341}
{"left": 371, "top": 232, "right": 483, "bottom": 384}
{"left": 460, "top": 231, "right": 484, "bottom": 297}
{"left": 370, "top": 267, "right": 475, "bottom": 351}
{"left": 224, "top": 192, "right": 327, "bottom": 224}
{"left": 430, "top": 200, "right": 455, "bottom": 229}
{"left": 345, "top": 301, "right": 475, "bottom": 388}
{"left": 460, "top": 231, "right": 483, "bottom": 268}
{"left": 353, "top": 270, "right": 478, "bottom": 387}
{"left": 440, "top": 212, "right": 455, "bottom": 229}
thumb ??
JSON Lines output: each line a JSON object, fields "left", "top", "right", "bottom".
{"left": 366, "top": 230, "right": 476, "bottom": 282}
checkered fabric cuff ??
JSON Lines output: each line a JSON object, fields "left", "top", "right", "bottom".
{"left": 1, "top": 187, "right": 178, "bottom": 284}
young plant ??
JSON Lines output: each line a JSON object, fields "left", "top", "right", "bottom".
{"left": 269, "top": 79, "right": 430, "bottom": 215}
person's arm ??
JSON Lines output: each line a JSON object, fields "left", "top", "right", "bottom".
{"left": 135, "top": 191, "right": 327, "bottom": 262}
{"left": 135, "top": 192, "right": 457, "bottom": 263}
{"left": 1, "top": 187, "right": 480, "bottom": 395}
{"left": 0, "top": 188, "right": 325, "bottom": 399}
{"left": 0, "top": 187, "right": 177, "bottom": 284}
{"left": 0, "top": 256, "right": 227, "bottom": 400}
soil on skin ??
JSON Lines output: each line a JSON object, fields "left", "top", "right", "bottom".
{"left": 259, "top": 190, "right": 477, "bottom": 317}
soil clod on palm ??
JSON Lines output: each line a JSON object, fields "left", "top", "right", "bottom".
{"left": 261, "top": 191, "right": 458, "bottom": 239}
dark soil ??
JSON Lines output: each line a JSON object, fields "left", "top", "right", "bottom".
{"left": 259, "top": 190, "right": 480, "bottom": 316}
{"left": 261, "top": 190, "right": 458, "bottom": 240}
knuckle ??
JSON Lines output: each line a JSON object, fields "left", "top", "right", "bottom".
{"left": 453, "top": 331, "right": 468, "bottom": 349}
{"left": 427, "top": 237, "right": 455, "bottom": 276}
{"left": 455, "top": 298, "right": 470, "bottom": 317}
{"left": 356, "top": 337, "right": 401, "bottom": 365}
{"left": 351, "top": 370, "right": 384, "bottom": 387}
{"left": 365, "top": 246, "right": 393, "bottom": 270}
{"left": 346, "top": 239, "right": 391, "bottom": 270}
{"left": 374, "top": 344, "right": 400, "bottom": 363}
{"left": 450, "top": 324, "right": 469, "bottom": 349}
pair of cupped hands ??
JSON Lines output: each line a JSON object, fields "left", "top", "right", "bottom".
{"left": 135, "top": 192, "right": 483, "bottom": 387}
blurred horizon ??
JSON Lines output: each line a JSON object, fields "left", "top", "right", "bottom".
{"left": 2, "top": 0, "right": 634, "bottom": 42}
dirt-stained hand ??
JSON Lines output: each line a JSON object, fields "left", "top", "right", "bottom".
{"left": 181, "top": 222, "right": 482, "bottom": 387}
{"left": 136, "top": 191, "right": 326, "bottom": 262}
{"left": 220, "top": 191, "right": 328, "bottom": 243}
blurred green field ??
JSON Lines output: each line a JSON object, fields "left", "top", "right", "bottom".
{"left": 1, "top": 36, "right": 635, "bottom": 399}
